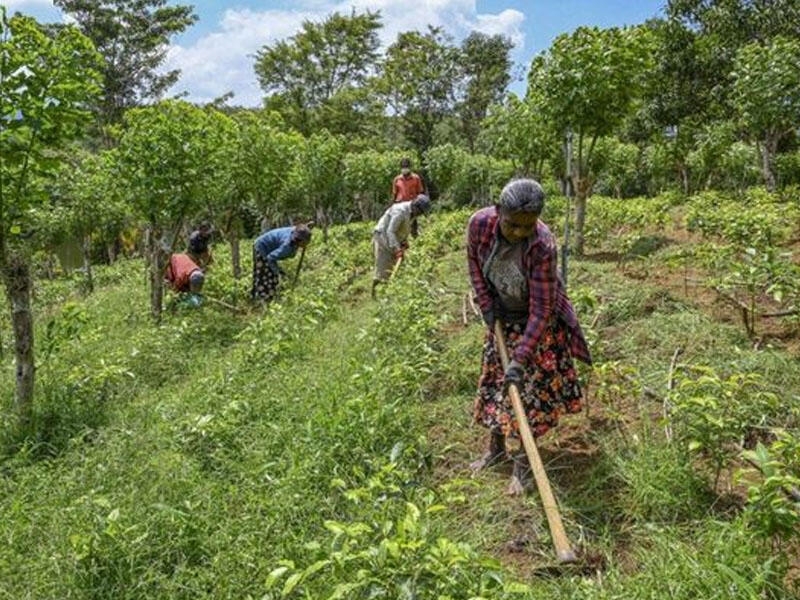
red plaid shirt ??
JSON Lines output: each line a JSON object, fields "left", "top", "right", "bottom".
{"left": 466, "top": 206, "right": 591, "bottom": 365}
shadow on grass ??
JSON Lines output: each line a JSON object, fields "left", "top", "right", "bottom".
{"left": 624, "top": 235, "right": 672, "bottom": 259}
{"left": 1, "top": 378, "right": 112, "bottom": 465}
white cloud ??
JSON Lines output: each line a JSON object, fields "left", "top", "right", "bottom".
{"left": 3, "top": 0, "right": 63, "bottom": 22}
{"left": 4, "top": 0, "right": 55, "bottom": 9}
{"left": 473, "top": 9, "right": 526, "bottom": 48}
{"left": 163, "top": 0, "right": 526, "bottom": 107}
{"left": 4, "top": 0, "right": 526, "bottom": 107}
{"left": 164, "top": 8, "right": 315, "bottom": 107}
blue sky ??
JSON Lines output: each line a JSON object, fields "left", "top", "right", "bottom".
{"left": 5, "top": 0, "right": 667, "bottom": 106}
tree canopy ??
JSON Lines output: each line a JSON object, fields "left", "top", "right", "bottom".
{"left": 254, "top": 10, "right": 382, "bottom": 136}
{"left": 53, "top": 0, "right": 197, "bottom": 135}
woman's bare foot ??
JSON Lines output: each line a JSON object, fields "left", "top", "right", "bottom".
{"left": 469, "top": 449, "right": 507, "bottom": 473}
{"left": 506, "top": 453, "right": 534, "bottom": 495}
{"left": 469, "top": 432, "right": 508, "bottom": 473}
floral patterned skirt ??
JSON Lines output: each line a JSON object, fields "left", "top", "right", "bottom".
{"left": 474, "top": 319, "right": 583, "bottom": 438}
{"left": 251, "top": 251, "right": 279, "bottom": 302}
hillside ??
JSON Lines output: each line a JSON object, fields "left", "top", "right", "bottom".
{"left": 1, "top": 194, "right": 798, "bottom": 599}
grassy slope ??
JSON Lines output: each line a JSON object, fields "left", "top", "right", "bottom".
{"left": 0, "top": 204, "right": 798, "bottom": 598}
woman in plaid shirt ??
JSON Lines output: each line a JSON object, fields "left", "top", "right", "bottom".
{"left": 467, "top": 179, "right": 591, "bottom": 495}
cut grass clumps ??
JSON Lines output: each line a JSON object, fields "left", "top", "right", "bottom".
{"left": 612, "top": 437, "right": 713, "bottom": 524}
{"left": 527, "top": 520, "right": 788, "bottom": 599}
{"left": 601, "top": 287, "right": 691, "bottom": 329}
{"left": 619, "top": 520, "right": 789, "bottom": 599}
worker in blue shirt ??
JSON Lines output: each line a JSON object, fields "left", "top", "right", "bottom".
{"left": 251, "top": 224, "right": 312, "bottom": 302}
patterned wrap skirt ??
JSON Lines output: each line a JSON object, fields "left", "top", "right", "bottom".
{"left": 251, "top": 250, "right": 280, "bottom": 302}
{"left": 474, "top": 319, "right": 583, "bottom": 438}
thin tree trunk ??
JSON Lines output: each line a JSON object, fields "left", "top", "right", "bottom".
{"left": 572, "top": 132, "right": 588, "bottom": 257}
{"left": 3, "top": 252, "right": 35, "bottom": 420}
{"left": 143, "top": 227, "right": 151, "bottom": 286}
{"left": 573, "top": 188, "right": 587, "bottom": 257}
{"left": 316, "top": 207, "right": 329, "bottom": 243}
{"left": 760, "top": 136, "right": 777, "bottom": 192}
{"left": 148, "top": 228, "right": 167, "bottom": 321}
{"left": 680, "top": 164, "right": 689, "bottom": 195}
{"left": 225, "top": 211, "right": 241, "bottom": 280}
{"left": 106, "top": 241, "right": 117, "bottom": 265}
{"left": 82, "top": 234, "right": 94, "bottom": 294}
{"left": 230, "top": 234, "right": 241, "bottom": 280}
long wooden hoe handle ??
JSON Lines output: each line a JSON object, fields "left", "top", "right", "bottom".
{"left": 389, "top": 255, "right": 403, "bottom": 280}
{"left": 292, "top": 246, "right": 307, "bottom": 288}
{"left": 494, "top": 320, "right": 577, "bottom": 563}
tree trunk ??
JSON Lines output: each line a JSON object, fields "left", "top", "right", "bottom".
{"left": 572, "top": 177, "right": 591, "bottom": 257}
{"left": 230, "top": 234, "right": 241, "bottom": 280}
{"left": 760, "top": 136, "right": 777, "bottom": 192}
{"left": 106, "top": 241, "right": 117, "bottom": 265}
{"left": 3, "top": 252, "right": 35, "bottom": 420}
{"left": 355, "top": 193, "right": 370, "bottom": 222}
{"left": 147, "top": 228, "right": 168, "bottom": 321}
{"left": 316, "top": 207, "right": 329, "bottom": 243}
{"left": 82, "top": 234, "right": 94, "bottom": 294}
{"left": 573, "top": 191, "right": 587, "bottom": 257}
{"left": 679, "top": 164, "right": 689, "bottom": 195}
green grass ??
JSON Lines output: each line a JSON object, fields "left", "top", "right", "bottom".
{"left": 0, "top": 204, "right": 798, "bottom": 598}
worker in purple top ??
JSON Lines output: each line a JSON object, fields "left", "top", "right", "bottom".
{"left": 251, "top": 224, "right": 311, "bottom": 302}
{"left": 466, "top": 178, "right": 591, "bottom": 495}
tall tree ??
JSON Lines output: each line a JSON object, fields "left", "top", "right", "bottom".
{"left": 379, "top": 27, "right": 460, "bottom": 157}
{"left": 230, "top": 110, "right": 305, "bottom": 230}
{"left": 666, "top": 0, "right": 800, "bottom": 114}
{"left": 254, "top": 10, "right": 382, "bottom": 136}
{"left": 731, "top": 36, "right": 800, "bottom": 190}
{"left": 644, "top": 18, "right": 722, "bottom": 128}
{"left": 117, "top": 100, "right": 228, "bottom": 320}
{"left": 478, "top": 94, "right": 556, "bottom": 179}
{"left": 529, "top": 25, "right": 654, "bottom": 255}
{"left": 53, "top": 0, "right": 197, "bottom": 140}
{"left": 668, "top": 0, "right": 800, "bottom": 46}
{"left": 456, "top": 32, "right": 513, "bottom": 153}
{"left": 52, "top": 149, "right": 131, "bottom": 292}
{"left": 281, "top": 131, "right": 346, "bottom": 240}
{"left": 633, "top": 19, "right": 719, "bottom": 194}
{"left": 0, "top": 10, "right": 102, "bottom": 416}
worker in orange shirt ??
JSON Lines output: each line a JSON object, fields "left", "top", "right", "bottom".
{"left": 392, "top": 157, "right": 426, "bottom": 238}
{"left": 164, "top": 253, "right": 205, "bottom": 307}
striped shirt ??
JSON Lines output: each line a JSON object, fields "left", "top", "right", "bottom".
{"left": 466, "top": 206, "right": 591, "bottom": 365}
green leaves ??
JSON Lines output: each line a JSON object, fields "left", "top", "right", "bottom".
{"left": 264, "top": 475, "right": 527, "bottom": 599}
{"left": 254, "top": 10, "right": 382, "bottom": 136}
{"left": 424, "top": 144, "right": 513, "bottom": 207}
{"left": 530, "top": 25, "right": 654, "bottom": 139}
{"left": 117, "top": 100, "right": 228, "bottom": 227}
{"left": 380, "top": 27, "right": 460, "bottom": 154}
{"left": 731, "top": 36, "right": 800, "bottom": 187}
{"left": 54, "top": 0, "right": 197, "bottom": 127}
{"left": 741, "top": 435, "right": 800, "bottom": 540}
{"left": 1, "top": 12, "right": 102, "bottom": 224}
{"left": 669, "top": 366, "right": 780, "bottom": 488}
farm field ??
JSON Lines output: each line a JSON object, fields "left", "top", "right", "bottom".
{"left": 1, "top": 191, "right": 798, "bottom": 599}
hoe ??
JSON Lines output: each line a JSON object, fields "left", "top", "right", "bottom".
{"left": 494, "top": 320, "right": 578, "bottom": 564}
